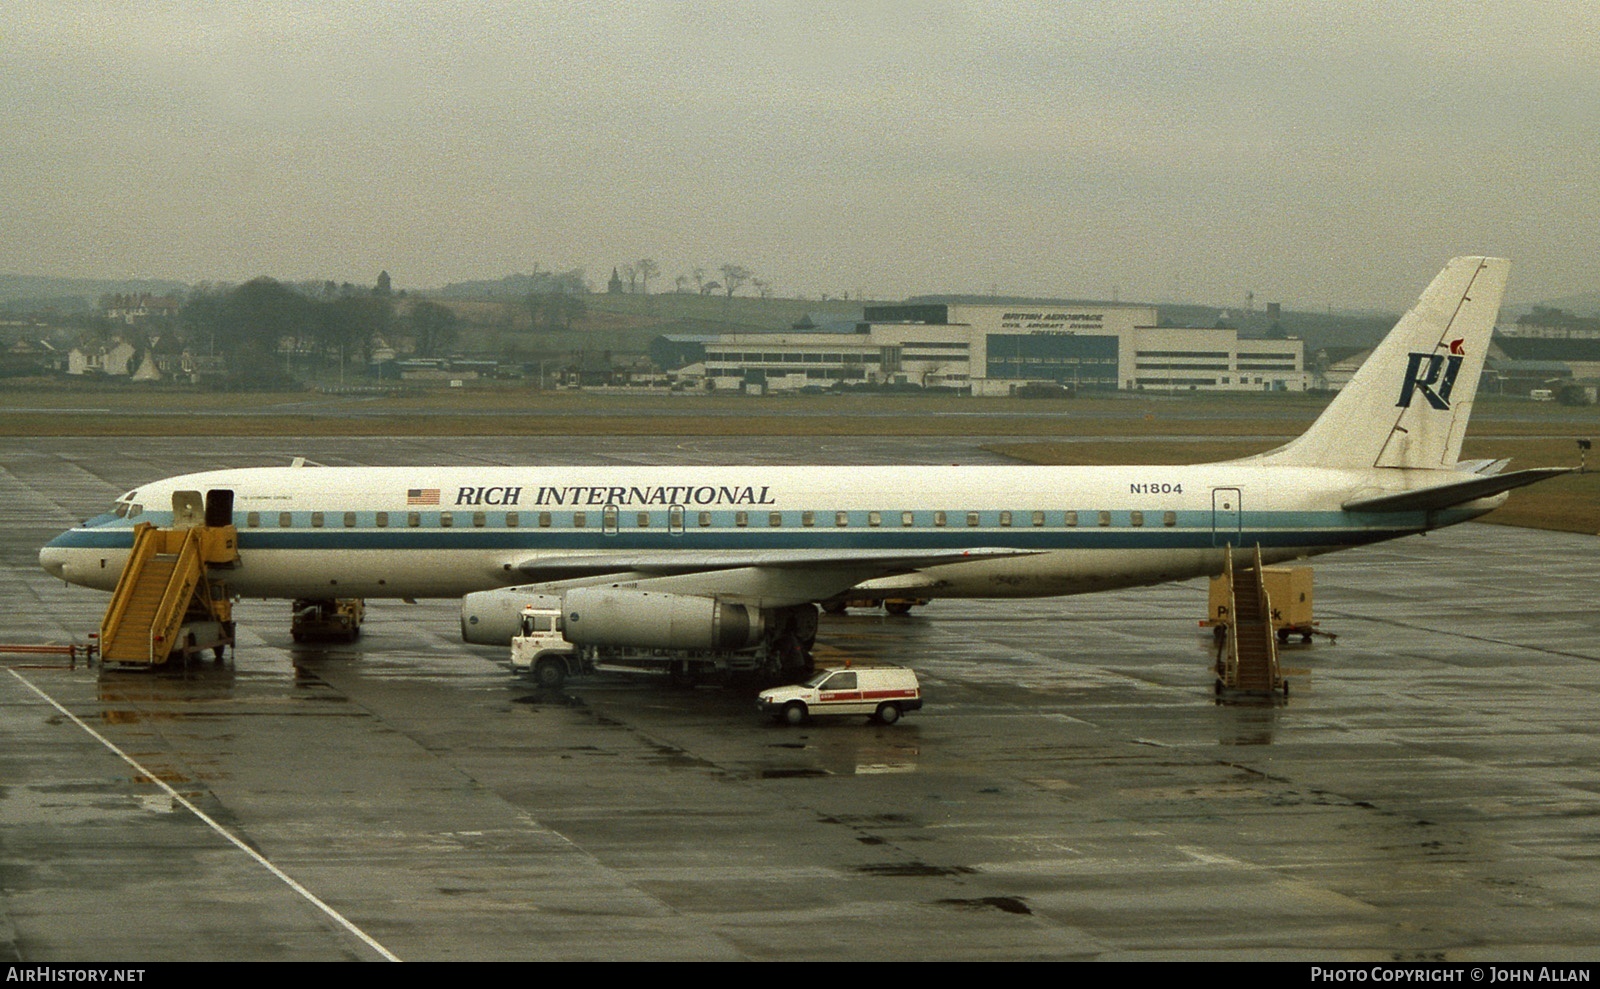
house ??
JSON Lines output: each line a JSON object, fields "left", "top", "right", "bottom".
{"left": 66, "top": 338, "right": 138, "bottom": 376}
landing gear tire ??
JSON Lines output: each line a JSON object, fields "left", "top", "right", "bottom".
{"left": 822, "top": 601, "right": 847, "bottom": 615}
{"left": 874, "top": 703, "right": 901, "bottom": 725}
{"left": 884, "top": 600, "right": 913, "bottom": 616}
{"left": 533, "top": 657, "right": 567, "bottom": 690}
{"left": 782, "top": 702, "right": 808, "bottom": 726}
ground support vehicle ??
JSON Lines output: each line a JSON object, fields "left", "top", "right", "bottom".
{"left": 820, "top": 596, "right": 930, "bottom": 616}
{"left": 758, "top": 664, "right": 922, "bottom": 725}
{"left": 1203, "top": 566, "right": 1333, "bottom": 645}
{"left": 290, "top": 598, "right": 364, "bottom": 643}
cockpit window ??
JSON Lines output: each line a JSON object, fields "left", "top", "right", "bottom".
{"left": 127, "top": 504, "right": 143, "bottom": 518}
{"left": 113, "top": 503, "right": 129, "bottom": 518}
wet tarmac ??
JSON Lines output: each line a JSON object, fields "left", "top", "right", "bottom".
{"left": 4, "top": 436, "right": 1600, "bottom": 961}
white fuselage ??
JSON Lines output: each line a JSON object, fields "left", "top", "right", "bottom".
{"left": 40, "top": 462, "right": 1497, "bottom": 602}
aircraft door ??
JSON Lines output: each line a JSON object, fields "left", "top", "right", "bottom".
{"left": 205, "top": 489, "right": 234, "bottom": 527}
{"left": 171, "top": 490, "right": 205, "bottom": 529}
{"left": 1211, "top": 487, "right": 1241, "bottom": 547}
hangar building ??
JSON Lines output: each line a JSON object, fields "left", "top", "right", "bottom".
{"left": 654, "top": 302, "right": 1306, "bottom": 395}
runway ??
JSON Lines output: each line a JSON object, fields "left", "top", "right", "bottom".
{"left": 4, "top": 436, "right": 1600, "bottom": 961}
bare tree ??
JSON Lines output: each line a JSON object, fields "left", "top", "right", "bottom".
{"left": 719, "top": 264, "right": 752, "bottom": 298}
{"left": 636, "top": 259, "right": 659, "bottom": 295}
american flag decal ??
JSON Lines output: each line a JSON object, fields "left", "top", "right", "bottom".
{"left": 407, "top": 488, "right": 440, "bottom": 505}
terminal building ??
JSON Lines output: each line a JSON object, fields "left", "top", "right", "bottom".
{"left": 653, "top": 302, "right": 1307, "bottom": 395}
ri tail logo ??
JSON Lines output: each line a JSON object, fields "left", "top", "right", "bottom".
{"left": 1396, "top": 338, "right": 1465, "bottom": 410}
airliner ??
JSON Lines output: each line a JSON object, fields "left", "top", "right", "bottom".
{"left": 39, "top": 257, "right": 1569, "bottom": 667}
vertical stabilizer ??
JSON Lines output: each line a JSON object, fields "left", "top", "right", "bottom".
{"left": 1259, "top": 257, "right": 1508, "bottom": 470}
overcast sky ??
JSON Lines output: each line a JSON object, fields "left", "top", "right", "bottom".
{"left": 4, "top": 1, "right": 1597, "bottom": 310}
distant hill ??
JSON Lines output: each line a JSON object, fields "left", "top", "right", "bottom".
{"left": 435, "top": 270, "right": 590, "bottom": 299}
{"left": 0, "top": 274, "right": 189, "bottom": 313}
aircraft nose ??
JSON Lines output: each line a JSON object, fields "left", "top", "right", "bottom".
{"left": 39, "top": 542, "right": 67, "bottom": 580}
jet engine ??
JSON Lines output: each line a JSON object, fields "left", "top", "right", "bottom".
{"left": 460, "top": 588, "right": 562, "bottom": 646}
{"left": 560, "top": 587, "right": 765, "bottom": 651}
{"left": 460, "top": 586, "right": 767, "bottom": 651}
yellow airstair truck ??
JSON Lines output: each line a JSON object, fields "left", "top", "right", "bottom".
{"left": 98, "top": 490, "right": 238, "bottom": 668}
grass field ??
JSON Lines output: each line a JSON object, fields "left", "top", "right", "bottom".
{"left": 4, "top": 383, "right": 1595, "bottom": 533}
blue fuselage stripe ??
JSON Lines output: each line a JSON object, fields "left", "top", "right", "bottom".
{"left": 50, "top": 508, "right": 1467, "bottom": 554}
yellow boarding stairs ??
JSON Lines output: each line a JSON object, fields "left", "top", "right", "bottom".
{"left": 99, "top": 491, "right": 238, "bottom": 667}
{"left": 1212, "top": 544, "right": 1286, "bottom": 697}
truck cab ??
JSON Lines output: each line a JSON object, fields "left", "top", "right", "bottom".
{"left": 509, "top": 606, "right": 585, "bottom": 688}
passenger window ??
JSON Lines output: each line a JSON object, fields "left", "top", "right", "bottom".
{"left": 637, "top": 512, "right": 650, "bottom": 527}
{"left": 375, "top": 511, "right": 389, "bottom": 528}
{"left": 769, "top": 512, "right": 782, "bottom": 527}
{"left": 1064, "top": 511, "right": 1078, "bottom": 527}
{"left": 934, "top": 511, "right": 946, "bottom": 527}
{"left": 902, "top": 511, "right": 914, "bottom": 527}
{"left": 835, "top": 512, "right": 848, "bottom": 527}
{"left": 999, "top": 511, "right": 1012, "bottom": 527}
{"left": 1163, "top": 511, "right": 1176, "bottom": 527}
{"left": 473, "top": 511, "right": 486, "bottom": 528}
{"left": 345, "top": 512, "right": 357, "bottom": 527}
{"left": 573, "top": 512, "right": 587, "bottom": 528}
{"left": 868, "top": 511, "right": 881, "bottom": 527}
{"left": 1130, "top": 511, "right": 1144, "bottom": 527}
{"left": 439, "top": 512, "right": 453, "bottom": 528}
{"left": 966, "top": 512, "right": 980, "bottom": 527}
{"left": 506, "top": 512, "right": 519, "bottom": 527}
{"left": 736, "top": 511, "right": 748, "bottom": 527}
{"left": 407, "top": 512, "right": 420, "bottom": 527}
{"left": 245, "top": 512, "right": 259, "bottom": 528}
{"left": 1031, "top": 511, "right": 1044, "bottom": 527}
{"left": 1097, "top": 510, "right": 1111, "bottom": 527}
{"left": 802, "top": 511, "right": 815, "bottom": 527}
{"left": 279, "top": 512, "right": 293, "bottom": 528}
{"left": 698, "top": 511, "right": 712, "bottom": 527}
{"left": 540, "top": 512, "right": 553, "bottom": 528}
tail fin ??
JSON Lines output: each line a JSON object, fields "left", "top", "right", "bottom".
{"left": 1259, "top": 256, "right": 1509, "bottom": 470}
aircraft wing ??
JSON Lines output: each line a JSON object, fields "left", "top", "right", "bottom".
{"left": 510, "top": 548, "right": 1044, "bottom": 607}
{"left": 1342, "top": 467, "right": 1575, "bottom": 514}
{"left": 515, "top": 547, "right": 1039, "bottom": 581}
{"left": 515, "top": 544, "right": 1036, "bottom": 572}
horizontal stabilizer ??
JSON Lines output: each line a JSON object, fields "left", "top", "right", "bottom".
{"left": 1342, "top": 467, "right": 1574, "bottom": 514}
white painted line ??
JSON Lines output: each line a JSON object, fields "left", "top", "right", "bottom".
{"left": 8, "top": 668, "right": 402, "bottom": 962}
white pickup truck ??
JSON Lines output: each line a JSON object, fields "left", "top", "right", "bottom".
{"left": 758, "top": 665, "right": 922, "bottom": 725}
